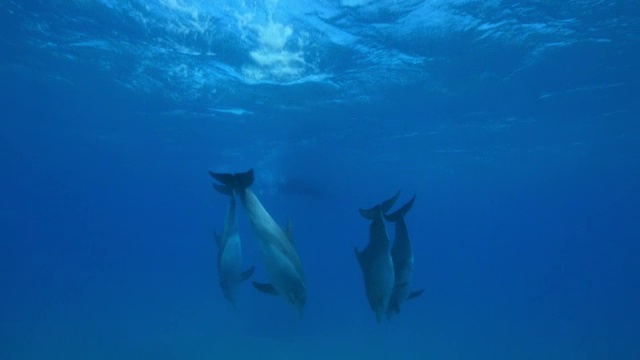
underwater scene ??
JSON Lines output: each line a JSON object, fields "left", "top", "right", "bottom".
{"left": 1, "top": 1, "right": 639, "bottom": 359}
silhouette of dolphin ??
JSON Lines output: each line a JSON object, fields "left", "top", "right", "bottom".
{"left": 384, "top": 195, "right": 424, "bottom": 319}
{"left": 213, "top": 186, "right": 255, "bottom": 307}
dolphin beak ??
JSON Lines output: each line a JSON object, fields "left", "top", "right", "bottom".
{"left": 375, "top": 311, "right": 383, "bottom": 323}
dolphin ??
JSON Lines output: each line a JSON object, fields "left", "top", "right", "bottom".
{"left": 209, "top": 169, "right": 306, "bottom": 315}
{"left": 213, "top": 186, "right": 255, "bottom": 307}
{"left": 384, "top": 195, "right": 425, "bottom": 319}
{"left": 355, "top": 191, "right": 400, "bottom": 323}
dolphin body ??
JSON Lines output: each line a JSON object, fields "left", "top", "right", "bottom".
{"left": 384, "top": 195, "right": 424, "bottom": 319}
{"left": 355, "top": 192, "right": 400, "bottom": 323}
{"left": 209, "top": 169, "right": 306, "bottom": 315}
{"left": 213, "top": 188, "right": 255, "bottom": 307}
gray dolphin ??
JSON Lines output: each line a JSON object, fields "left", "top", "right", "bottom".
{"left": 209, "top": 169, "right": 306, "bottom": 315}
{"left": 355, "top": 191, "right": 400, "bottom": 323}
{"left": 213, "top": 186, "right": 255, "bottom": 307}
{"left": 384, "top": 195, "right": 425, "bottom": 319}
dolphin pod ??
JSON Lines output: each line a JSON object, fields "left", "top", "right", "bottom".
{"left": 208, "top": 168, "right": 422, "bottom": 321}
{"left": 355, "top": 191, "right": 400, "bottom": 323}
{"left": 209, "top": 169, "right": 307, "bottom": 315}
{"left": 355, "top": 192, "right": 425, "bottom": 322}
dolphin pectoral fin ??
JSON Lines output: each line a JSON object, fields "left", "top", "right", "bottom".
{"left": 407, "top": 289, "right": 425, "bottom": 300}
{"left": 252, "top": 281, "right": 279, "bottom": 295}
{"left": 240, "top": 266, "right": 255, "bottom": 282}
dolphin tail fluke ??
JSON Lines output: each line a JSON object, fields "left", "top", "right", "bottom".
{"left": 384, "top": 194, "right": 416, "bottom": 222}
{"left": 381, "top": 190, "right": 401, "bottom": 212}
{"left": 240, "top": 266, "right": 255, "bottom": 282}
{"left": 213, "top": 184, "right": 234, "bottom": 196}
{"left": 209, "top": 169, "right": 254, "bottom": 192}
{"left": 407, "top": 289, "right": 425, "bottom": 300}
{"left": 358, "top": 205, "right": 380, "bottom": 220}
{"left": 359, "top": 190, "right": 401, "bottom": 220}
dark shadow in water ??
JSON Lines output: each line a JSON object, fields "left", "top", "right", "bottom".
{"left": 276, "top": 177, "right": 332, "bottom": 199}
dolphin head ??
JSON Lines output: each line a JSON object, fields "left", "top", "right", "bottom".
{"left": 290, "top": 294, "right": 305, "bottom": 317}
{"left": 219, "top": 279, "right": 238, "bottom": 304}
{"left": 275, "top": 264, "right": 306, "bottom": 315}
{"left": 385, "top": 302, "right": 400, "bottom": 321}
{"left": 286, "top": 284, "right": 306, "bottom": 316}
{"left": 375, "top": 310, "right": 384, "bottom": 323}
{"left": 369, "top": 298, "right": 387, "bottom": 323}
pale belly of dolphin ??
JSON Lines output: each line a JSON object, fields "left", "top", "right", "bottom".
{"left": 219, "top": 234, "right": 243, "bottom": 282}
{"left": 364, "top": 253, "right": 395, "bottom": 307}
{"left": 389, "top": 263, "right": 412, "bottom": 303}
{"left": 262, "top": 243, "right": 304, "bottom": 292}
{"left": 241, "top": 189, "right": 304, "bottom": 277}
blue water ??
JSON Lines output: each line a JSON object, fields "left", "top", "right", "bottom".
{"left": 1, "top": 1, "right": 639, "bottom": 359}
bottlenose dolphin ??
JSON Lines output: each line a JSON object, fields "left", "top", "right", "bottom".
{"left": 355, "top": 191, "right": 400, "bottom": 323}
{"left": 213, "top": 187, "right": 255, "bottom": 307}
{"left": 209, "top": 169, "right": 306, "bottom": 315}
{"left": 384, "top": 195, "right": 424, "bottom": 319}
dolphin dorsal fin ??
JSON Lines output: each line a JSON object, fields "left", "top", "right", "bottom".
{"left": 354, "top": 247, "right": 363, "bottom": 268}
